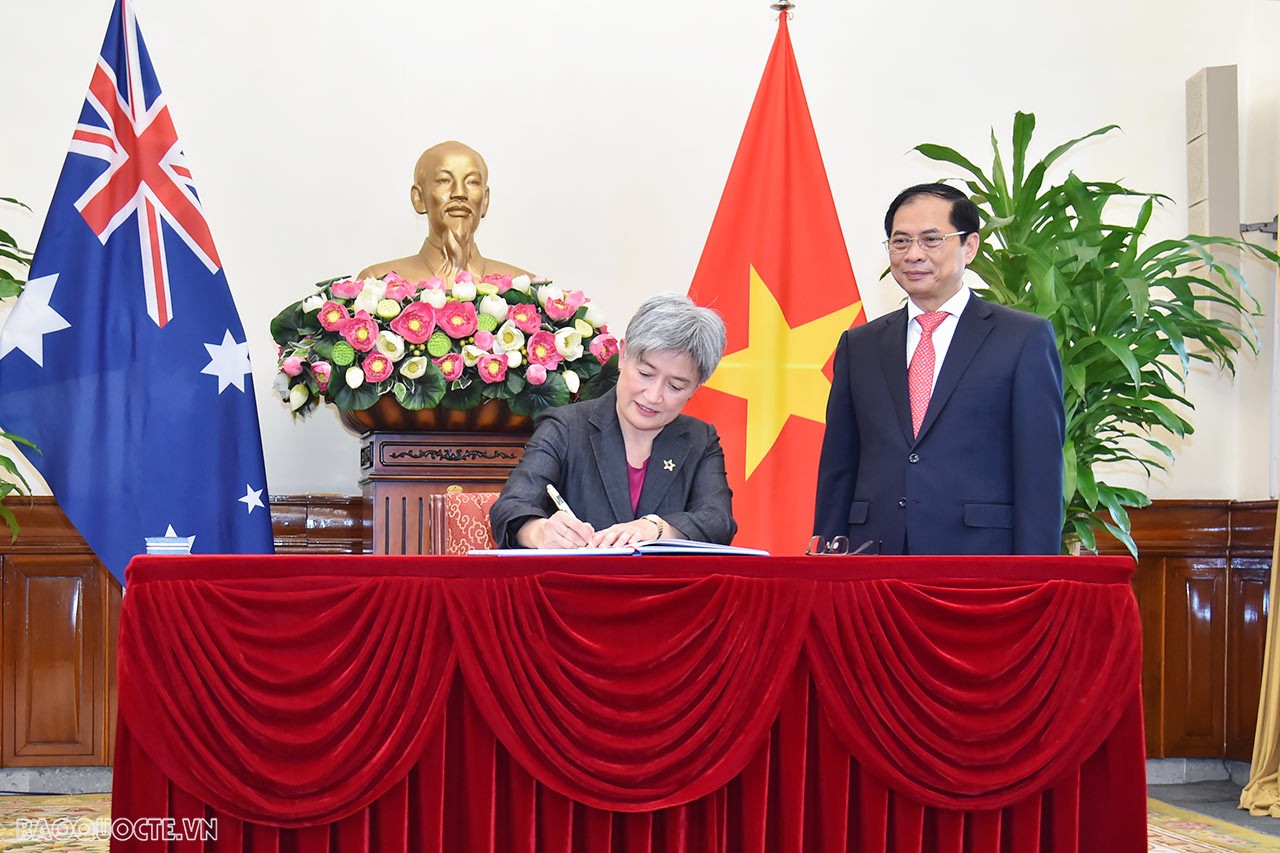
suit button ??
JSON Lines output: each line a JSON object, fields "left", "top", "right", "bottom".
{"left": 908, "top": 453, "right": 919, "bottom": 464}
{"left": 897, "top": 498, "right": 907, "bottom": 508}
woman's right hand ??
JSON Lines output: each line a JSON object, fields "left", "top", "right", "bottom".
{"left": 518, "top": 512, "right": 597, "bottom": 549}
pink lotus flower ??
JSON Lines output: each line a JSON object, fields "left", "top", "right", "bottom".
{"left": 383, "top": 272, "right": 418, "bottom": 302}
{"left": 434, "top": 353, "right": 465, "bottom": 381}
{"left": 590, "top": 333, "right": 620, "bottom": 364}
{"left": 509, "top": 302, "right": 543, "bottom": 334}
{"left": 421, "top": 276, "right": 446, "bottom": 292}
{"left": 341, "top": 310, "right": 379, "bottom": 352}
{"left": 281, "top": 355, "right": 305, "bottom": 376}
{"left": 389, "top": 302, "right": 436, "bottom": 344}
{"left": 483, "top": 273, "right": 514, "bottom": 294}
{"left": 525, "top": 363, "right": 547, "bottom": 385}
{"left": 318, "top": 300, "right": 350, "bottom": 331}
{"left": 526, "top": 330, "right": 563, "bottom": 369}
{"left": 438, "top": 301, "right": 478, "bottom": 339}
{"left": 312, "top": 361, "right": 332, "bottom": 390}
{"left": 455, "top": 271, "right": 474, "bottom": 284}
{"left": 330, "top": 279, "right": 363, "bottom": 299}
{"left": 362, "top": 350, "right": 394, "bottom": 383}
{"left": 477, "top": 353, "right": 509, "bottom": 384}
{"left": 474, "top": 330, "right": 495, "bottom": 350}
{"left": 544, "top": 290, "right": 587, "bottom": 322}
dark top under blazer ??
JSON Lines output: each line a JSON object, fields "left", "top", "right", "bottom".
{"left": 813, "top": 294, "right": 1065, "bottom": 555}
{"left": 490, "top": 389, "right": 737, "bottom": 548}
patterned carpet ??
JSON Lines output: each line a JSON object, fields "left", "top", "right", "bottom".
{"left": 1148, "top": 799, "right": 1280, "bottom": 851}
{"left": 0, "top": 794, "right": 110, "bottom": 851}
{"left": 0, "top": 794, "right": 1275, "bottom": 851}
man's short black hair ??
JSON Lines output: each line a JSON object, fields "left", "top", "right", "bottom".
{"left": 884, "top": 183, "right": 981, "bottom": 237}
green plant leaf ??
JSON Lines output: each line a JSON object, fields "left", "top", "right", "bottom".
{"left": 396, "top": 366, "right": 446, "bottom": 410}
{"left": 913, "top": 144, "right": 992, "bottom": 192}
{"left": 327, "top": 380, "right": 381, "bottom": 410}
{"left": 578, "top": 354, "right": 619, "bottom": 401}
{"left": 510, "top": 372, "right": 569, "bottom": 417}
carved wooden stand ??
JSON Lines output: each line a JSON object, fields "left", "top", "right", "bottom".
{"left": 345, "top": 400, "right": 533, "bottom": 554}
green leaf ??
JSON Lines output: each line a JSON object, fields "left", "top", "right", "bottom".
{"left": 579, "top": 353, "right": 619, "bottom": 401}
{"left": 1098, "top": 336, "right": 1142, "bottom": 389}
{"left": 327, "top": 380, "right": 381, "bottom": 410}
{"left": 912, "top": 144, "right": 992, "bottom": 192}
{"left": 441, "top": 378, "right": 484, "bottom": 410}
{"left": 509, "top": 372, "right": 570, "bottom": 417}
{"left": 397, "top": 366, "right": 446, "bottom": 410}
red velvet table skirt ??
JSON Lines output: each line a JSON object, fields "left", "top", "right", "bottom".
{"left": 111, "top": 554, "right": 1146, "bottom": 852}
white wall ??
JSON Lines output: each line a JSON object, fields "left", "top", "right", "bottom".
{"left": 3, "top": 0, "right": 1277, "bottom": 500}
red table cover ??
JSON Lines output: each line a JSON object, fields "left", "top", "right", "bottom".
{"left": 111, "top": 554, "right": 1146, "bottom": 852}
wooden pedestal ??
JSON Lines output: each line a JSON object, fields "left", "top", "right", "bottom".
{"left": 358, "top": 430, "right": 530, "bottom": 554}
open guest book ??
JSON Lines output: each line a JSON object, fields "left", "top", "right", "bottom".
{"left": 468, "top": 539, "right": 770, "bottom": 557}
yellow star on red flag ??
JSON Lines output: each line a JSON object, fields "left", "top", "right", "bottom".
{"left": 704, "top": 266, "right": 860, "bottom": 477}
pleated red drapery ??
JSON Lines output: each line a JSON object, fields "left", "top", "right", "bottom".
{"left": 111, "top": 555, "right": 1147, "bottom": 852}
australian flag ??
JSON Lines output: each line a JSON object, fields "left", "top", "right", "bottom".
{"left": 0, "top": 0, "right": 273, "bottom": 582}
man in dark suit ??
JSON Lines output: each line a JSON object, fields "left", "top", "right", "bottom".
{"left": 491, "top": 294, "right": 736, "bottom": 549}
{"left": 813, "top": 183, "right": 1064, "bottom": 555}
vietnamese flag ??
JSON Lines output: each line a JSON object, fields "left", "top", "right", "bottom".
{"left": 685, "top": 12, "right": 863, "bottom": 554}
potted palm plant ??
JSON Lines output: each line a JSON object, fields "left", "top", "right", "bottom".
{"left": 914, "top": 112, "right": 1276, "bottom": 555}
{"left": 0, "top": 196, "right": 38, "bottom": 541}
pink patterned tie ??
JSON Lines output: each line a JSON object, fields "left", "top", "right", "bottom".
{"left": 908, "top": 311, "right": 948, "bottom": 437}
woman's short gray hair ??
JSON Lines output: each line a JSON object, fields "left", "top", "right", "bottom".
{"left": 623, "top": 293, "right": 727, "bottom": 385}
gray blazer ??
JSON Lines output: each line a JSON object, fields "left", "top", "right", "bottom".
{"left": 490, "top": 389, "right": 737, "bottom": 547}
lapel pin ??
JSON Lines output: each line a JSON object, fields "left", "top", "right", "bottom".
{"left": 664, "top": 459, "right": 675, "bottom": 472}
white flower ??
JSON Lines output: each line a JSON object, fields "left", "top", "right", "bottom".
{"left": 352, "top": 279, "right": 386, "bottom": 315}
{"left": 345, "top": 365, "right": 366, "bottom": 388}
{"left": 375, "top": 330, "right": 406, "bottom": 362}
{"left": 583, "top": 303, "right": 606, "bottom": 327}
{"left": 494, "top": 320, "right": 526, "bottom": 354}
{"left": 451, "top": 279, "right": 477, "bottom": 302}
{"left": 506, "top": 350, "right": 523, "bottom": 369}
{"left": 509, "top": 274, "right": 532, "bottom": 294}
{"left": 273, "top": 372, "right": 291, "bottom": 397}
{"left": 479, "top": 294, "right": 509, "bottom": 324}
{"left": 302, "top": 293, "right": 327, "bottom": 312}
{"left": 420, "top": 289, "right": 447, "bottom": 309}
{"left": 288, "top": 384, "right": 310, "bottom": 411}
{"left": 563, "top": 369, "right": 580, "bottom": 394}
{"left": 461, "top": 344, "right": 488, "bottom": 367}
{"left": 554, "top": 327, "right": 584, "bottom": 360}
{"left": 536, "top": 284, "right": 563, "bottom": 308}
{"left": 400, "top": 356, "right": 428, "bottom": 379}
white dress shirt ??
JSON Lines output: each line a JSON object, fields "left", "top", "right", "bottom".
{"left": 905, "top": 285, "right": 972, "bottom": 392}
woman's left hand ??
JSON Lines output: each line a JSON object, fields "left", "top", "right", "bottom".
{"left": 591, "top": 518, "right": 661, "bottom": 548}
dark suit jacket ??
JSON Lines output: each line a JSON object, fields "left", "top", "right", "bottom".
{"left": 490, "top": 389, "right": 737, "bottom": 548}
{"left": 813, "top": 294, "right": 1064, "bottom": 555}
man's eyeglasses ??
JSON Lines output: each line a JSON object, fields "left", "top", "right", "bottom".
{"left": 883, "top": 231, "right": 968, "bottom": 254}
{"left": 806, "top": 536, "right": 881, "bottom": 556}
{"left": 807, "top": 535, "right": 849, "bottom": 555}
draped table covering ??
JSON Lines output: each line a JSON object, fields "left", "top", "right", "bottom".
{"left": 112, "top": 554, "right": 1146, "bottom": 852}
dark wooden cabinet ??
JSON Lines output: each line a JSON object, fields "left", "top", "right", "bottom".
{"left": 2, "top": 552, "right": 109, "bottom": 764}
{"left": 1100, "top": 500, "right": 1274, "bottom": 760}
{"left": 0, "top": 501, "right": 116, "bottom": 767}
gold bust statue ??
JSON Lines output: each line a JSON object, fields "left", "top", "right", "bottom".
{"left": 358, "top": 140, "right": 532, "bottom": 284}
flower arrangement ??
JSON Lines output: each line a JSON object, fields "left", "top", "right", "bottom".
{"left": 270, "top": 272, "right": 619, "bottom": 419}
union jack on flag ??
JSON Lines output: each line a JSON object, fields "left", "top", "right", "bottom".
{"left": 0, "top": 0, "right": 274, "bottom": 582}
